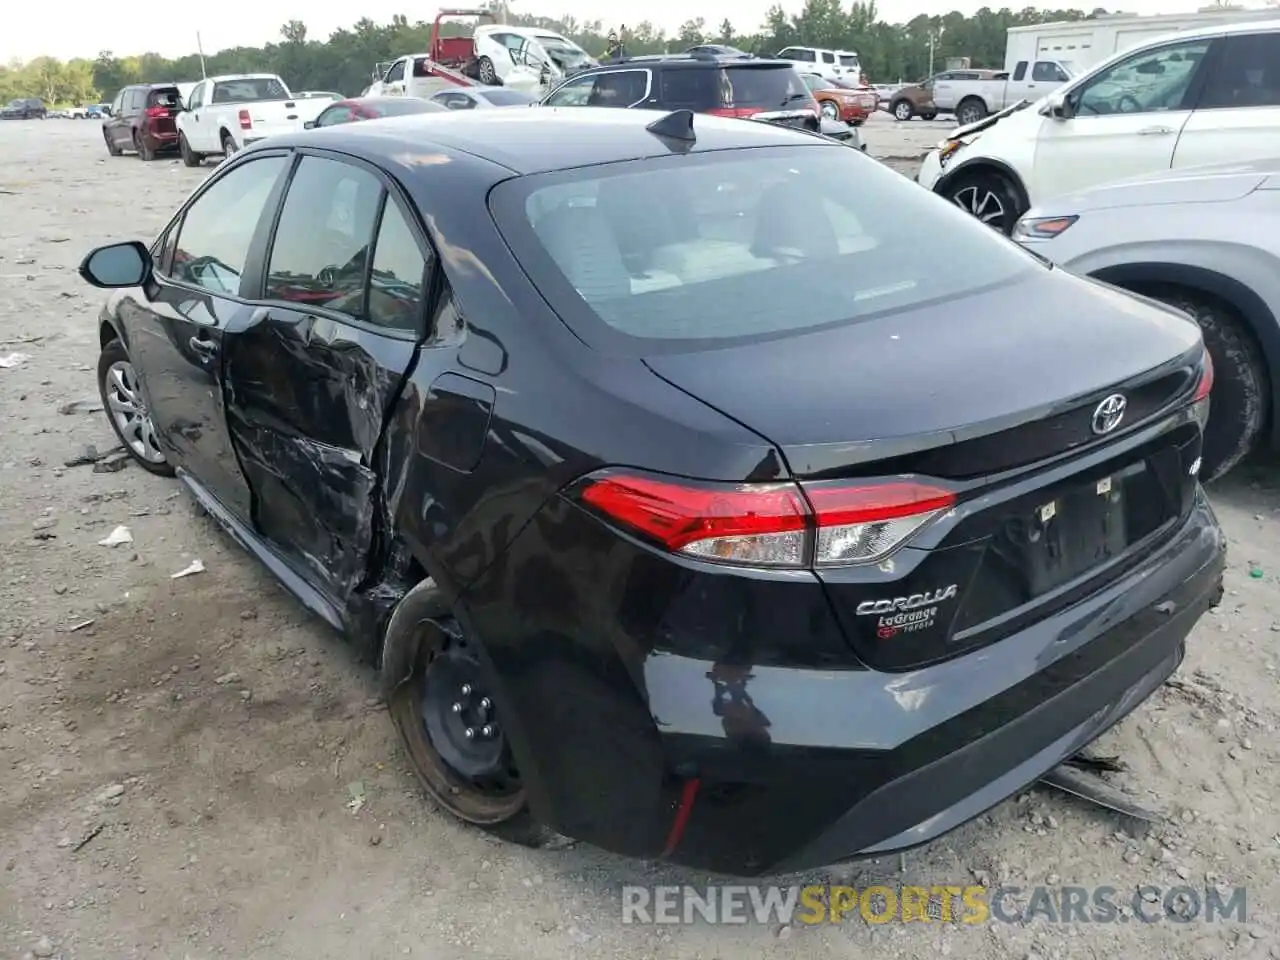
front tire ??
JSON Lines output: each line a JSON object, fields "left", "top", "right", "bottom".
{"left": 103, "top": 129, "right": 122, "bottom": 157}
{"left": 944, "top": 170, "right": 1024, "bottom": 234}
{"left": 384, "top": 603, "right": 554, "bottom": 848}
{"left": 892, "top": 99, "right": 914, "bottom": 121}
{"left": 97, "top": 338, "right": 174, "bottom": 477}
{"left": 1134, "top": 287, "right": 1269, "bottom": 481}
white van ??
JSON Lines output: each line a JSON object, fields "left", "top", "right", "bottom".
{"left": 774, "top": 47, "right": 861, "bottom": 85}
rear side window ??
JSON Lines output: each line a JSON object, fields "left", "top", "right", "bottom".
{"left": 589, "top": 70, "right": 649, "bottom": 106}
{"left": 369, "top": 98, "right": 447, "bottom": 116}
{"left": 723, "top": 66, "right": 810, "bottom": 110}
{"left": 171, "top": 156, "right": 287, "bottom": 296}
{"left": 660, "top": 68, "right": 722, "bottom": 108}
{"left": 264, "top": 157, "right": 383, "bottom": 320}
{"left": 1197, "top": 32, "right": 1280, "bottom": 108}
{"left": 490, "top": 145, "right": 1034, "bottom": 351}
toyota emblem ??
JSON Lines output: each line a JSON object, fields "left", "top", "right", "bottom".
{"left": 1091, "top": 394, "right": 1127, "bottom": 435}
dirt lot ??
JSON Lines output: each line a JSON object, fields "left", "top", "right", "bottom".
{"left": 2, "top": 115, "right": 1280, "bottom": 960}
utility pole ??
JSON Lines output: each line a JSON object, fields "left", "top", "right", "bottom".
{"left": 196, "top": 31, "right": 207, "bottom": 78}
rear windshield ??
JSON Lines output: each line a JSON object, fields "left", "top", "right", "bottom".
{"left": 211, "top": 78, "right": 289, "bottom": 103}
{"left": 839, "top": 54, "right": 860, "bottom": 67}
{"left": 479, "top": 88, "right": 535, "bottom": 105}
{"left": 489, "top": 145, "right": 1035, "bottom": 351}
{"left": 148, "top": 88, "right": 181, "bottom": 108}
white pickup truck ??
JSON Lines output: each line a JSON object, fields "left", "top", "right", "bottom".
{"left": 932, "top": 58, "right": 1075, "bottom": 126}
{"left": 176, "top": 73, "right": 327, "bottom": 165}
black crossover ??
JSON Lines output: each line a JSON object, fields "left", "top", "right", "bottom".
{"left": 78, "top": 108, "right": 1225, "bottom": 875}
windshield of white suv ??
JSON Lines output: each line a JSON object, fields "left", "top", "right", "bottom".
{"left": 490, "top": 144, "right": 1036, "bottom": 350}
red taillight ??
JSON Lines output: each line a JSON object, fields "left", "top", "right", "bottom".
{"left": 1193, "top": 349, "right": 1214, "bottom": 402}
{"left": 238, "top": 109, "right": 252, "bottom": 130}
{"left": 706, "top": 106, "right": 762, "bottom": 118}
{"left": 574, "top": 469, "right": 955, "bottom": 568}
{"left": 144, "top": 106, "right": 168, "bottom": 119}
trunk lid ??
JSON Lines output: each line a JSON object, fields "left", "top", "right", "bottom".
{"left": 646, "top": 267, "right": 1207, "bottom": 671}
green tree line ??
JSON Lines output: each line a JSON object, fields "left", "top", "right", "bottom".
{"left": 1, "top": 0, "right": 1109, "bottom": 106}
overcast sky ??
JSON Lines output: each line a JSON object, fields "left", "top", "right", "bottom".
{"left": 3, "top": 0, "right": 1225, "bottom": 63}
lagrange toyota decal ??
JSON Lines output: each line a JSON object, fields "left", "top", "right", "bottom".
{"left": 856, "top": 584, "right": 958, "bottom": 640}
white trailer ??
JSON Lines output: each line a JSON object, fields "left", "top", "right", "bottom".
{"left": 1005, "top": 8, "right": 1280, "bottom": 74}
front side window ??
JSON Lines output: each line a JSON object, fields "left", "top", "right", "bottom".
{"left": 1198, "top": 32, "right": 1280, "bottom": 108}
{"left": 1032, "top": 61, "right": 1068, "bottom": 82}
{"left": 171, "top": 156, "right": 287, "bottom": 296}
{"left": 316, "top": 105, "right": 353, "bottom": 126}
{"left": 186, "top": 85, "right": 205, "bottom": 110}
{"left": 544, "top": 74, "right": 596, "bottom": 106}
{"left": 491, "top": 144, "right": 1035, "bottom": 350}
{"left": 1072, "top": 39, "right": 1210, "bottom": 116}
{"left": 264, "top": 157, "right": 383, "bottom": 320}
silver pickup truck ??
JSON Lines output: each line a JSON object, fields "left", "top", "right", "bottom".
{"left": 932, "top": 58, "right": 1075, "bottom": 125}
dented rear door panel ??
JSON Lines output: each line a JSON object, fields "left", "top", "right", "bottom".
{"left": 222, "top": 309, "right": 418, "bottom": 599}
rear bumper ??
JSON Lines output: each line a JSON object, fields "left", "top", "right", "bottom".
{"left": 463, "top": 490, "right": 1224, "bottom": 876}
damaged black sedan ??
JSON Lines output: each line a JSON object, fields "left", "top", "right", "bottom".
{"left": 80, "top": 107, "right": 1225, "bottom": 876}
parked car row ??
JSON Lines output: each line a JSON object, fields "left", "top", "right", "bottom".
{"left": 925, "top": 17, "right": 1280, "bottom": 483}
{"left": 76, "top": 102, "right": 1225, "bottom": 880}
{"left": 1, "top": 98, "right": 47, "bottom": 119}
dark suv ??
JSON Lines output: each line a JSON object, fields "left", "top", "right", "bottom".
{"left": 540, "top": 52, "right": 820, "bottom": 131}
{"left": 0, "top": 98, "right": 46, "bottom": 120}
{"left": 103, "top": 83, "right": 183, "bottom": 160}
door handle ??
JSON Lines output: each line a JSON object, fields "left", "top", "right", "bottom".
{"left": 189, "top": 336, "right": 218, "bottom": 361}
{"left": 1138, "top": 125, "right": 1173, "bottom": 136}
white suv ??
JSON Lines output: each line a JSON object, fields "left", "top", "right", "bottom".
{"left": 775, "top": 47, "right": 861, "bottom": 85}
{"left": 917, "top": 19, "right": 1280, "bottom": 233}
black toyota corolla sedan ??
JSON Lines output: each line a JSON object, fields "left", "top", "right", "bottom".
{"left": 79, "top": 107, "right": 1225, "bottom": 876}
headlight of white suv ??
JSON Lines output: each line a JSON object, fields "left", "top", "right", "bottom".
{"left": 1013, "top": 215, "right": 1078, "bottom": 241}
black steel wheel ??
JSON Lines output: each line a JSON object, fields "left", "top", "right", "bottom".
{"left": 387, "top": 615, "right": 551, "bottom": 845}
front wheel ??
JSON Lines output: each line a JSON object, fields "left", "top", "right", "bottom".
{"left": 97, "top": 338, "right": 174, "bottom": 477}
{"left": 385, "top": 608, "right": 553, "bottom": 848}
{"left": 944, "top": 170, "right": 1023, "bottom": 234}
{"left": 1139, "top": 288, "right": 1269, "bottom": 481}
{"left": 103, "top": 129, "right": 122, "bottom": 157}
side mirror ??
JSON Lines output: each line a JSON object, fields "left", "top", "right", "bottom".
{"left": 78, "top": 241, "right": 152, "bottom": 289}
{"left": 1045, "top": 92, "right": 1071, "bottom": 119}
{"left": 303, "top": 120, "right": 316, "bottom": 129}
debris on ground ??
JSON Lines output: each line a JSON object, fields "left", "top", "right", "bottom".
{"left": 92, "top": 449, "right": 132, "bottom": 473}
{"left": 347, "top": 781, "right": 367, "bottom": 815}
{"left": 97, "top": 525, "right": 133, "bottom": 547}
{"left": 0, "top": 352, "right": 30, "bottom": 368}
{"left": 58, "top": 397, "right": 103, "bottom": 415}
{"left": 64, "top": 443, "right": 123, "bottom": 467}
{"left": 171, "top": 559, "right": 205, "bottom": 579}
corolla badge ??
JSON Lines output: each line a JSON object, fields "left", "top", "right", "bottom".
{"left": 1091, "top": 394, "right": 1127, "bottom": 436}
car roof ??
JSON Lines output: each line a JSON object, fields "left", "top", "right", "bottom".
{"left": 278, "top": 105, "right": 829, "bottom": 175}
{"left": 1147, "top": 16, "right": 1280, "bottom": 42}
{"left": 586, "top": 54, "right": 794, "bottom": 70}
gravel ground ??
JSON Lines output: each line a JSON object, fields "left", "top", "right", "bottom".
{"left": 2, "top": 115, "right": 1280, "bottom": 960}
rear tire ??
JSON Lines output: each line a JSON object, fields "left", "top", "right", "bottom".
{"left": 1132, "top": 287, "right": 1269, "bottom": 481}
{"left": 943, "top": 169, "right": 1024, "bottom": 234}
{"left": 383, "top": 598, "right": 557, "bottom": 849}
{"left": 179, "top": 133, "right": 202, "bottom": 167}
{"left": 136, "top": 133, "right": 156, "bottom": 161}
{"left": 478, "top": 56, "right": 497, "bottom": 84}
{"left": 221, "top": 132, "right": 238, "bottom": 160}
{"left": 956, "top": 97, "right": 988, "bottom": 126}
{"left": 892, "top": 99, "right": 914, "bottom": 121}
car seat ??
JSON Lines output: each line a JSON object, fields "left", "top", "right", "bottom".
{"left": 532, "top": 203, "right": 631, "bottom": 303}
{"left": 750, "top": 178, "right": 836, "bottom": 261}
